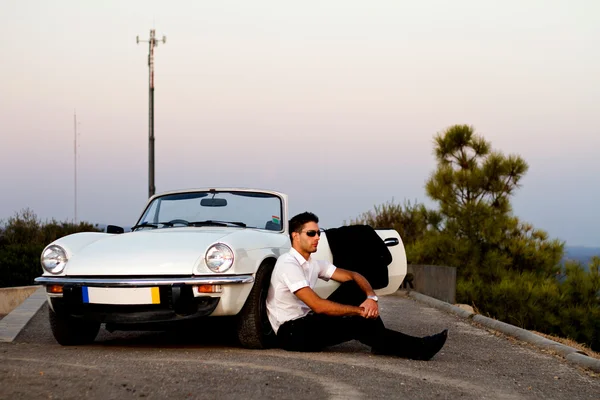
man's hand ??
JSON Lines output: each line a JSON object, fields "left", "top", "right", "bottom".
{"left": 330, "top": 268, "right": 380, "bottom": 319}
{"left": 359, "top": 298, "right": 379, "bottom": 319}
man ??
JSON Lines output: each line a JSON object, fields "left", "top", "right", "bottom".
{"left": 266, "top": 211, "right": 448, "bottom": 360}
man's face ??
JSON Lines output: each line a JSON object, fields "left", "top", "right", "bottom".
{"left": 294, "top": 221, "right": 320, "bottom": 254}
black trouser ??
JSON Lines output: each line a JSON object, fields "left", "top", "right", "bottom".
{"left": 276, "top": 282, "right": 426, "bottom": 358}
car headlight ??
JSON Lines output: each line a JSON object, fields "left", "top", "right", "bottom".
{"left": 40, "top": 245, "right": 68, "bottom": 274}
{"left": 205, "top": 243, "right": 234, "bottom": 273}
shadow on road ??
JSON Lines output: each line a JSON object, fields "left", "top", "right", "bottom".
{"left": 96, "top": 318, "right": 241, "bottom": 348}
{"left": 18, "top": 303, "right": 244, "bottom": 350}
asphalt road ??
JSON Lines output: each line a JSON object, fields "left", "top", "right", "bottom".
{"left": 1, "top": 292, "right": 598, "bottom": 399}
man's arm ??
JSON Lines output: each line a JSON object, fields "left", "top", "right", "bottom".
{"left": 329, "top": 268, "right": 379, "bottom": 319}
{"left": 294, "top": 267, "right": 380, "bottom": 319}
{"left": 330, "top": 268, "right": 376, "bottom": 297}
{"left": 294, "top": 286, "right": 365, "bottom": 317}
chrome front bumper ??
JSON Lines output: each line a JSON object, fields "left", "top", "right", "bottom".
{"left": 34, "top": 275, "right": 254, "bottom": 287}
{"left": 34, "top": 275, "right": 256, "bottom": 323}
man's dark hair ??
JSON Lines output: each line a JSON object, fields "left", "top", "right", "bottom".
{"left": 289, "top": 212, "right": 319, "bottom": 242}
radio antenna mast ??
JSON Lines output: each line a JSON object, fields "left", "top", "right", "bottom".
{"left": 74, "top": 110, "right": 78, "bottom": 225}
{"left": 136, "top": 29, "right": 166, "bottom": 198}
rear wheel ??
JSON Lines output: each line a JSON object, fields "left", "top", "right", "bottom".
{"left": 236, "top": 260, "right": 277, "bottom": 349}
{"left": 49, "top": 308, "right": 101, "bottom": 346}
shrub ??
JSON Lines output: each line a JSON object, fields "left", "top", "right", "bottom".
{"left": 0, "top": 209, "right": 101, "bottom": 288}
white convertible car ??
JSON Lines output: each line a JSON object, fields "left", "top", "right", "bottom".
{"left": 35, "top": 188, "right": 407, "bottom": 348}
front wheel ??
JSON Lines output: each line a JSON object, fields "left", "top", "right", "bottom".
{"left": 49, "top": 308, "right": 101, "bottom": 346}
{"left": 236, "top": 260, "right": 276, "bottom": 349}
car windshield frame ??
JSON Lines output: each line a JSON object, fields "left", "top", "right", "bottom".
{"left": 133, "top": 190, "right": 284, "bottom": 232}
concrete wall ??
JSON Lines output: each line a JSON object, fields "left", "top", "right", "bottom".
{"left": 407, "top": 264, "right": 456, "bottom": 304}
{"left": 0, "top": 286, "right": 40, "bottom": 315}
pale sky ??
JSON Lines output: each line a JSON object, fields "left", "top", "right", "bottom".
{"left": 1, "top": 0, "right": 599, "bottom": 246}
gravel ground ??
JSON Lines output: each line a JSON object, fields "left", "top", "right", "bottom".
{"left": 1, "top": 292, "right": 598, "bottom": 399}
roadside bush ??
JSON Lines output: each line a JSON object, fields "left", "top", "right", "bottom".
{"left": 349, "top": 199, "right": 437, "bottom": 246}
{"left": 453, "top": 255, "right": 598, "bottom": 350}
{"left": 0, "top": 209, "right": 101, "bottom": 288}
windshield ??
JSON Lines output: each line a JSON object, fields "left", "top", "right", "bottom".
{"left": 134, "top": 191, "right": 283, "bottom": 232}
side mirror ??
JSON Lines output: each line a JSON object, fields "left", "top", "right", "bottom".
{"left": 107, "top": 225, "right": 125, "bottom": 234}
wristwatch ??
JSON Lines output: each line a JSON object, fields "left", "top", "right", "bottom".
{"left": 367, "top": 295, "right": 379, "bottom": 302}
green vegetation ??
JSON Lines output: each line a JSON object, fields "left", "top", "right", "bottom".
{"left": 0, "top": 209, "right": 101, "bottom": 288}
{"left": 352, "top": 124, "right": 600, "bottom": 351}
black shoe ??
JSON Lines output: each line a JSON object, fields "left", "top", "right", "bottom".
{"left": 414, "top": 329, "right": 448, "bottom": 361}
{"left": 370, "top": 329, "right": 448, "bottom": 360}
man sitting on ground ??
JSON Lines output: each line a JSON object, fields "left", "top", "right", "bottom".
{"left": 266, "top": 211, "right": 448, "bottom": 360}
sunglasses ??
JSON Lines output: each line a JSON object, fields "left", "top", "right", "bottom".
{"left": 302, "top": 229, "right": 322, "bottom": 237}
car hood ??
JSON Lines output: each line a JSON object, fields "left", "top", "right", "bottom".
{"left": 64, "top": 228, "right": 235, "bottom": 276}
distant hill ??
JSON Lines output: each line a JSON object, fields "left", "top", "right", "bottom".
{"left": 563, "top": 246, "right": 600, "bottom": 267}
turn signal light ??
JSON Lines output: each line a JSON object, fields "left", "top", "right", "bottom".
{"left": 196, "top": 285, "right": 222, "bottom": 293}
{"left": 47, "top": 285, "right": 63, "bottom": 294}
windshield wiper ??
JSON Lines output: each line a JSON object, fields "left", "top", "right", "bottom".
{"left": 131, "top": 221, "right": 177, "bottom": 231}
{"left": 133, "top": 220, "right": 246, "bottom": 231}
{"left": 131, "top": 222, "right": 158, "bottom": 231}
{"left": 189, "top": 220, "right": 246, "bottom": 228}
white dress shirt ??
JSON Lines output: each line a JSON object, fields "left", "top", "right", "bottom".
{"left": 266, "top": 247, "right": 336, "bottom": 334}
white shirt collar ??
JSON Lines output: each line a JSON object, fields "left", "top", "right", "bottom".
{"left": 289, "top": 247, "right": 310, "bottom": 266}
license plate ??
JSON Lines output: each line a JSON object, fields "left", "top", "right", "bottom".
{"left": 82, "top": 287, "right": 160, "bottom": 305}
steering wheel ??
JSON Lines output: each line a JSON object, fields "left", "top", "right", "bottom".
{"left": 168, "top": 219, "right": 190, "bottom": 226}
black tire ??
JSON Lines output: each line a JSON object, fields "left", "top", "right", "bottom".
{"left": 236, "top": 260, "right": 277, "bottom": 349}
{"left": 49, "top": 308, "right": 101, "bottom": 346}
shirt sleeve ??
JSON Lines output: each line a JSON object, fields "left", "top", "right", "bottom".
{"left": 317, "top": 260, "right": 336, "bottom": 281}
{"left": 280, "top": 260, "right": 310, "bottom": 293}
